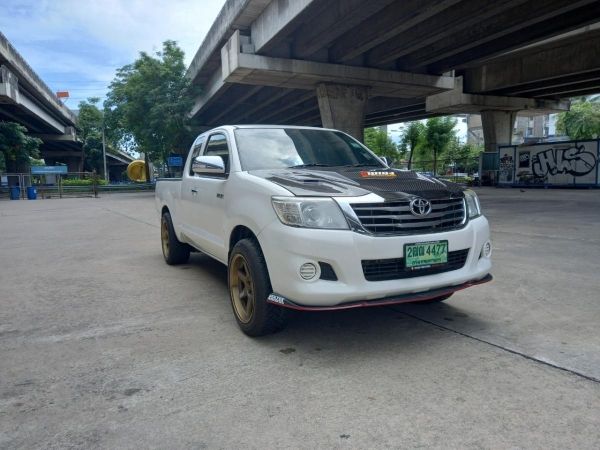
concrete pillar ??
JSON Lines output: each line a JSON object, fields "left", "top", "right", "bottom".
{"left": 316, "top": 83, "right": 368, "bottom": 142}
{"left": 480, "top": 110, "right": 517, "bottom": 153}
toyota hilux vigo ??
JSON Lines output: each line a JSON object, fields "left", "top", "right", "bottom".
{"left": 156, "top": 125, "right": 492, "bottom": 336}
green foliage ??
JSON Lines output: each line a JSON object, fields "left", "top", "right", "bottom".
{"left": 61, "top": 178, "right": 108, "bottom": 186}
{"left": 30, "top": 158, "right": 45, "bottom": 166}
{"left": 445, "top": 139, "right": 483, "bottom": 172}
{"left": 104, "top": 41, "right": 199, "bottom": 166}
{"left": 0, "top": 121, "right": 41, "bottom": 173}
{"left": 438, "top": 175, "right": 473, "bottom": 185}
{"left": 364, "top": 127, "right": 399, "bottom": 162}
{"left": 77, "top": 98, "right": 106, "bottom": 173}
{"left": 399, "top": 121, "right": 425, "bottom": 170}
{"left": 420, "top": 117, "right": 458, "bottom": 175}
{"left": 556, "top": 101, "right": 600, "bottom": 139}
{"left": 0, "top": 151, "right": 5, "bottom": 172}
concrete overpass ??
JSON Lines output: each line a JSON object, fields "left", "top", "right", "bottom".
{"left": 0, "top": 31, "right": 82, "bottom": 171}
{"left": 187, "top": 0, "right": 600, "bottom": 149}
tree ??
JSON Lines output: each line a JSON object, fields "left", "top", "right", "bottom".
{"left": 0, "top": 121, "right": 42, "bottom": 175}
{"left": 422, "top": 117, "right": 457, "bottom": 175}
{"left": 364, "top": 127, "right": 399, "bottom": 163}
{"left": 445, "top": 138, "right": 483, "bottom": 173}
{"left": 399, "top": 121, "right": 425, "bottom": 170}
{"left": 557, "top": 101, "right": 600, "bottom": 139}
{"left": 77, "top": 97, "right": 105, "bottom": 174}
{"left": 104, "top": 40, "right": 199, "bottom": 180}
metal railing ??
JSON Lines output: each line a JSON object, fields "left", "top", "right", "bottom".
{"left": 1, "top": 171, "right": 154, "bottom": 200}
{"left": 400, "top": 157, "right": 480, "bottom": 185}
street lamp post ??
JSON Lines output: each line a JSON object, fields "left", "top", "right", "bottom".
{"left": 102, "top": 126, "right": 108, "bottom": 183}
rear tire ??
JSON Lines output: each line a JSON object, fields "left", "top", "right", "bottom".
{"left": 161, "top": 212, "right": 190, "bottom": 265}
{"left": 228, "top": 238, "right": 288, "bottom": 336}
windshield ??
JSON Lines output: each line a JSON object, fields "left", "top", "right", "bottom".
{"left": 234, "top": 128, "right": 385, "bottom": 171}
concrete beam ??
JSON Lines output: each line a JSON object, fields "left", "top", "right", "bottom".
{"left": 186, "top": 0, "right": 271, "bottom": 83}
{"left": 418, "top": 0, "right": 600, "bottom": 73}
{"left": 227, "top": 87, "right": 294, "bottom": 123}
{"left": 258, "top": 91, "right": 316, "bottom": 122}
{"left": 250, "top": 0, "right": 315, "bottom": 53}
{"left": 17, "top": 91, "right": 67, "bottom": 134}
{"left": 367, "top": 0, "right": 528, "bottom": 66}
{"left": 291, "top": 0, "right": 395, "bottom": 59}
{"left": 463, "top": 28, "right": 600, "bottom": 94}
{"left": 222, "top": 31, "right": 454, "bottom": 97}
{"left": 328, "top": 0, "right": 461, "bottom": 64}
{"left": 0, "top": 33, "right": 77, "bottom": 126}
{"left": 189, "top": 69, "right": 228, "bottom": 118}
{"left": 209, "top": 85, "right": 262, "bottom": 124}
{"left": 31, "top": 132, "right": 78, "bottom": 142}
{"left": 426, "top": 77, "right": 570, "bottom": 114}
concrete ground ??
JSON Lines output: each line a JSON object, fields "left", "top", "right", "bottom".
{"left": 1, "top": 188, "right": 599, "bottom": 449}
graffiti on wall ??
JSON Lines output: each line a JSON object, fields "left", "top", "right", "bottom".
{"left": 499, "top": 140, "right": 600, "bottom": 186}
{"left": 531, "top": 144, "right": 597, "bottom": 177}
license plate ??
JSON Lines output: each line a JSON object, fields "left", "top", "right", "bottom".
{"left": 404, "top": 241, "right": 448, "bottom": 269}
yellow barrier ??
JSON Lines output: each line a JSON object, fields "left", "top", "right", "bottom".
{"left": 126, "top": 160, "right": 146, "bottom": 182}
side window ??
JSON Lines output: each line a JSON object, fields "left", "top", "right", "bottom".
{"left": 188, "top": 136, "right": 206, "bottom": 176}
{"left": 203, "top": 133, "right": 230, "bottom": 174}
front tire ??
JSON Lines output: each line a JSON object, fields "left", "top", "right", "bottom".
{"left": 161, "top": 212, "right": 190, "bottom": 265}
{"left": 228, "top": 239, "right": 288, "bottom": 336}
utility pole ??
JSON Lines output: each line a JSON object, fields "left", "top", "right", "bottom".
{"left": 102, "top": 126, "right": 108, "bottom": 183}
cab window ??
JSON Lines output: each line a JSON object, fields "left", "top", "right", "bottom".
{"left": 203, "top": 133, "right": 230, "bottom": 175}
{"left": 188, "top": 136, "right": 206, "bottom": 176}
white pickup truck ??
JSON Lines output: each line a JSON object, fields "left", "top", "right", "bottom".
{"left": 156, "top": 125, "right": 492, "bottom": 336}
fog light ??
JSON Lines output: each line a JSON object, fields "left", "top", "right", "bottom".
{"left": 482, "top": 241, "right": 492, "bottom": 258}
{"left": 299, "top": 262, "right": 317, "bottom": 280}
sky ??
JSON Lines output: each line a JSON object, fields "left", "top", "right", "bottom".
{"left": 0, "top": 0, "right": 466, "bottom": 141}
{"left": 0, "top": 0, "right": 226, "bottom": 106}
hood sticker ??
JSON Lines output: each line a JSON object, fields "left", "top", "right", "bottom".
{"left": 360, "top": 170, "right": 397, "bottom": 178}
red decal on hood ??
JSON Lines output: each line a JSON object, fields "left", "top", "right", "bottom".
{"left": 359, "top": 170, "right": 397, "bottom": 178}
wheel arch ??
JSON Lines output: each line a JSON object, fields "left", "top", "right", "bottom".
{"left": 229, "top": 225, "right": 259, "bottom": 258}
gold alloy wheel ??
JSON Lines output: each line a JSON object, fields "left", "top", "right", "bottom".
{"left": 229, "top": 254, "right": 255, "bottom": 323}
{"left": 161, "top": 218, "right": 170, "bottom": 257}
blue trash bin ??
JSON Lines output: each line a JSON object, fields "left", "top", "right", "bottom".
{"left": 27, "top": 186, "right": 37, "bottom": 200}
{"left": 9, "top": 186, "right": 20, "bottom": 200}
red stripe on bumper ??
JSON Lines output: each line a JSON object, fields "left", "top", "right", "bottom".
{"left": 268, "top": 274, "right": 493, "bottom": 311}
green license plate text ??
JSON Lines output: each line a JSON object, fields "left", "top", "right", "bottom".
{"left": 404, "top": 241, "right": 448, "bottom": 269}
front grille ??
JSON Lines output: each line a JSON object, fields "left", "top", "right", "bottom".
{"left": 350, "top": 197, "right": 465, "bottom": 235}
{"left": 362, "top": 249, "right": 470, "bottom": 281}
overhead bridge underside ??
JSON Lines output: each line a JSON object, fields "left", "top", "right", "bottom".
{"left": 187, "top": 0, "right": 600, "bottom": 134}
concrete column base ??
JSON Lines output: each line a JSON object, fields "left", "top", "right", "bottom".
{"left": 316, "top": 83, "right": 368, "bottom": 141}
{"left": 481, "top": 110, "right": 517, "bottom": 153}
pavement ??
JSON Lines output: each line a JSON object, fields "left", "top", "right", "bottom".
{"left": 1, "top": 188, "right": 599, "bottom": 449}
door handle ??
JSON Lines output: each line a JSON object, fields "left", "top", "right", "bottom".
{"left": 191, "top": 188, "right": 198, "bottom": 194}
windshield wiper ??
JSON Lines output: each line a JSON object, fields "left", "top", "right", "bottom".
{"left": 288, "top": 163, "right": 331, "bottom": 169}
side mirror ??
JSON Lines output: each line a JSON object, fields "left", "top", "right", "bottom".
{"left": 380, "top": 156, "right": 389, "bottom": 166}
{"left": 192, "top": 155, "right": 225, "bottom": 175}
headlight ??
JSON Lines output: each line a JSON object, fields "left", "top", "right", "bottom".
{"left": 464, "top": 189, "right": 482, "bottom": 219}
{"left": 271, "top": 197, "right": 349, "bottom": 229}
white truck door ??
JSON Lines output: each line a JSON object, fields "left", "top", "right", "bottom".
{"left": 180, "top": 135, "right": 206, "bottom": 246}
{"left": 185, "top": 132, "right": 230, "bottom": 262}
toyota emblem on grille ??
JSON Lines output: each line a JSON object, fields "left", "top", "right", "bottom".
{"left": 409, "top": 198, "right": 432, "bottom": 216}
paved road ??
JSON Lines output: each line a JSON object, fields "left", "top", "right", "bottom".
{"left": 1, "top": 189, "right": 599, "bottom": 449}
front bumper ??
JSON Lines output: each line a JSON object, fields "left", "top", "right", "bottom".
{"left": 258, "top": 216, "right": 492, "bottom": 308}
{"left": 267, "top": 274, "right": 492, "bottom": 311}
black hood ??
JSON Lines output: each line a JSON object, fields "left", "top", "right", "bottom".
{"left": 248, "top": 167, "right": 464, "bottom": 201}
